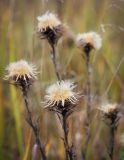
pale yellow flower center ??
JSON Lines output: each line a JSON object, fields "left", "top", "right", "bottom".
{"left": 38, "top": 18, "right": 61, "bottom": 29}
{"left": 11, "top": 67, "right": 30, "bottom": 76}
{"left": 85, "top": 35, "right": 94, "bottom": 45}
{"left": 51, "top": 89, "right": 72, "bottom": 101}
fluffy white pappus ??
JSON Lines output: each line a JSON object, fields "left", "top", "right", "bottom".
{"left": 37, "top": 12, "right": 61, "bottom": 31}
{"left": 44, "top": 80, "right": 80, "bottom": 107}
{"left": 76, "top": 32, "right": 102, "bottom": 50}
{"left": 98, "top": 103, "right": 117, "bottom": 114}
{"left": 5, "top": 60, "right": 38, "bottom": 82}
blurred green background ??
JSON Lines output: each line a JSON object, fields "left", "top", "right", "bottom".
{"left": 0, "top": 0, "right": 124, "bottom": 159}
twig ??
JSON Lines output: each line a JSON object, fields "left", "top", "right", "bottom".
{"left": 22, "top": 85, "right": 46, "bottom": 160}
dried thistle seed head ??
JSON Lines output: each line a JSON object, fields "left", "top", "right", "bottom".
{"left": 43, "top": 80, "right": 81, "bottom": 115}
{"left": 76, "top": 32, "right": 102, "bottom": 54}
{"left": 37, "top": 12, "right": 65, "bottom": 45}
{"left": 98, "top": 103, "right": 119, "bottom": 121}
{"left": 4, "top": 60, "right": 37, "bottom": 86}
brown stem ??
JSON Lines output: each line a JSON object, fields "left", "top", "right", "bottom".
{"left": 51, "top": 44, "right": 61, "bottom": 81}
{"left": 22, "top": 86, "right": 46, "bottom": 160}
{"left": 62, "top": 114, "right": 69, "bottom": 160}
{"left": 86, "top": 55, "right": 91, "bottom": 118}
{"left": 108, "top": 119, "right": 117, "bottom": 160}
{"left": 109, "top": 126, "right": 115, "bottom": 160}
{"left": 82, "top": 54, "right": 91, "bottom": 160}
{"left": 62, "top": 113, "right": 75, "bottom": 160}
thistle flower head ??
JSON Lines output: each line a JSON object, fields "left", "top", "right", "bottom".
{"left": 76, "top": 32, "right": 102, "bottom": 55}
{"left": 98, "top": 103, "right": 119, "bottom": 122}
{"left": 43, "top": 80, "right": 81, "bottom": 115}
{"left": 4, "top": 60, "right": 37, "bottom": 86}
{"left": 37, "top": 12, "right": 64, "bottom": 46}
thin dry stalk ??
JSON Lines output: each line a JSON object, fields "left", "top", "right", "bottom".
{"left": 62, "top": 114, "right": 70, "bottom": 160}
{"left": 50, "top": 44, "right": 61, "bottom": 81}
{"left": 82, "top": 54, "right": 91, "bottom": 160}
{"left": 108, "top": 113, "right": 119, "bottom": 160}
{"left": 62, "top": 113, "right": 76, "bottom": 160}
{"left": 56, "top": 112, "right": 76, "bottom": 160}
{"left": 109, "top": 124, "right": 116, "bottom": 160}
{"left": 22, "top": 85, "right": 46, "bottom": 160}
